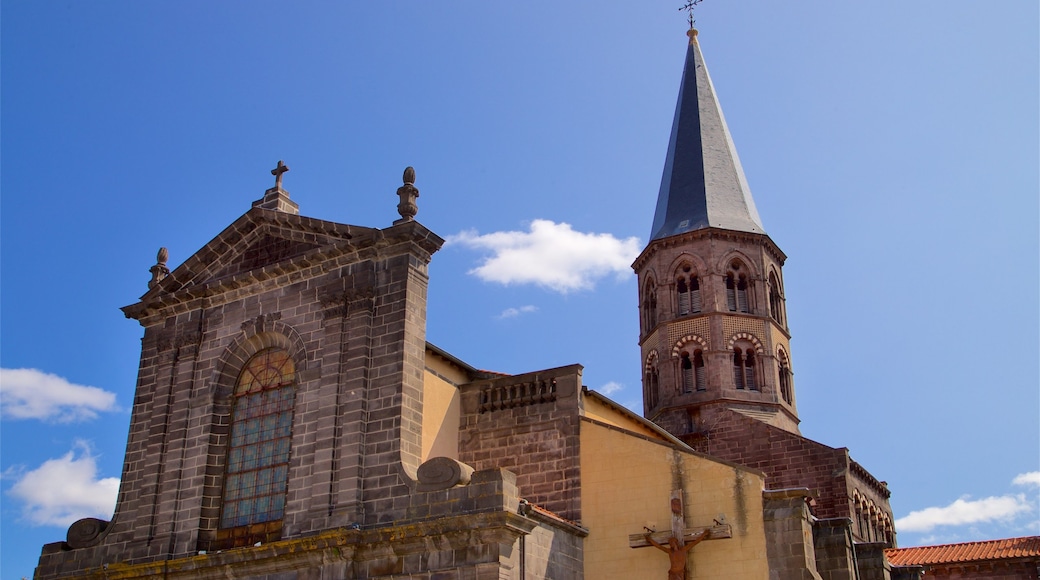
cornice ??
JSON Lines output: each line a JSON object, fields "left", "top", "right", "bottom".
{"left": 632, "top": 227, "right": 786, "bottom": 272}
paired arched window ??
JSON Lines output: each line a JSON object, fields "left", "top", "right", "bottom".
{"left": 675, "top": 265, "right": 701, "bottom": 316}
{"left": 732, "top": 347, "right": 757, "bottom": 390}
{"left": 768, "top": 272, "right": 785, "bottom": 326}
{"left": 219, "top": 348, "right": 296, "bottom": 541}
{"left": 777, "top": 349, "right": 792, "bottom": 404}
{"left": 725, "top": 261, "right": 751, "bottom": 313}
{"left": 644, "top": 353, "right": 660, "bottom": 411}
{"left": 642, "top": 279, "right": 658, "bottom": 332}
{"left": 680, "top": 350, "right": 706, "bottom": 393}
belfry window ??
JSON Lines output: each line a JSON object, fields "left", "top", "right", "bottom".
{"left": 676, "top": 266, "right": 701, "bottom": 316}
{"left": 680, "top": 353, "right": 693, "bottom": 393}
{"left": 778, "top": 353, "right": 792, "bottom": 404}
{"left": 219, "top": 348, "right": 296, "bottom": 544}
{"left": 681, "top": 350, "right": 706, "bottom": 393}
{"left": 645, "top": 367, "right": 660, "bottom": 410}
{"left": 733, "top": 347, "right": 757, "bottom": 390}
{"left": 726, "top": 261, "right": 751, "bottom": 313}
{"left": 643, "top": 280, "right": 658, "bottom": 332}
{"left": 768, "top": 272, "right": 784, "bottom": 326}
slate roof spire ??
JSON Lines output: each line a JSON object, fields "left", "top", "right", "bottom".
{"left": 649, "top": 28, "right": 764, "bottom": 241}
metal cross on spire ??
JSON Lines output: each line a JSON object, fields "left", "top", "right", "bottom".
{"left": 679, "top": 0, "right": 704, "bottom": 29}
{"left": 271, "top": 160, "right": 289, "bottom": 189}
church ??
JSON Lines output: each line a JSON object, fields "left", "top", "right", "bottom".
{"left": 35, "top": 27, "right": 912, "bottom": 580}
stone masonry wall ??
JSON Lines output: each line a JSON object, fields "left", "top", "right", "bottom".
{"left": 35, "top": 214, "right": 444, "bottom": 578}
{"left": 37, "top": 469, "right": 585, "bottom": 580}
{"left": 457, "top": 365, "right": 584, "bottom": 523}
{"left": 684, "top": 407, "right": 852, "bottom": 521}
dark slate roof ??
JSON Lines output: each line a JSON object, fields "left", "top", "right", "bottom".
{"left": 649, "top": 29, "right": 765, "bottom": 242}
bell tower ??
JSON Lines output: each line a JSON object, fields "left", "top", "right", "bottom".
{"left": 634, "top": 28, "right": 799, "bottom": 437}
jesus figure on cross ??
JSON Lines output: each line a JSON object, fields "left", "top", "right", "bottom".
{"left": 645, "top": 529, "right": 710, "bottom": 580}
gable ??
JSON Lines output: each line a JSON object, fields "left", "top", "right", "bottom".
{"left": 211, "top": 234, "right": 322, "bottom": 281}
{"left": 142, "top": 208, "right": 367, "bottom": 296}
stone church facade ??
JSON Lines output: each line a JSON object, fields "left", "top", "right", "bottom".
{"left": 36, "top": 28, "right": 903, "bottom": 580}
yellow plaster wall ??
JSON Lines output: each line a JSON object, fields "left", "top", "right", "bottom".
{"left": 421, "top": 368, "right": 460, "bottom": 461}
{"left": 580, "top": 419, "right": 769, "bottom": 579}
{"left": 583, "top": 395, "right": 665, "bottom": 441}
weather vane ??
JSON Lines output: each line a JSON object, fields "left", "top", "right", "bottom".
{"left": 679, "top": 0, "right": 704, "bottom": 29}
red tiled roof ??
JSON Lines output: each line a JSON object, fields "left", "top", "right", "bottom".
{"left": 886, "top": 536, "right": 1040, "bottom": 566}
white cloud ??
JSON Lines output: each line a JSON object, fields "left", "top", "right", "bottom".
{"left": 446, "top": 220, "right": 640, "bottom": 293}
{"left": 896, "top": 494, "right": 1032, "bottom": 533}
{"left": 8, "top": 441, "right": 119, "bottom": 527}
{"left": 1013, "top": 472, "right": 1040, "bottom": 487}
{"left": 498, "top": 305, "right": 538, "bottom": 319}
{"left": 0, "top": 368, "right": 118, "bottom": 422}
{"left": 599, "top": 381, "right": 624, "bottom": 396}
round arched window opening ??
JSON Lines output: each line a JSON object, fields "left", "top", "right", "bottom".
{"left": 220, "top": 348, "right": 297, "bottom": 531}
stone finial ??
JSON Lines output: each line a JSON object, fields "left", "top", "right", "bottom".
{"left": 148, "top": 247, "right": 170, "bottom": 290}
{"left": 395, "top": 166, "right": 420, "bottom": 223}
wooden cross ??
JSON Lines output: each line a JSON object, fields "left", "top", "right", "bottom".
{"left": 271, "top": 160, "right": 289, "bottom": 189}
{"left": 629, "top": 490, "right": 731, "bottom": 580}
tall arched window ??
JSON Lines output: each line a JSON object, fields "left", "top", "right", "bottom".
{"left": 643, "top": 279, "right": 658, "bottom": 332}
{"left": 732, "top": 347, "right": 757, "bottom": 390}
{"left": 778, "top": 350, "right": 792, "bottom": 404}
{"left": 681, "top": 350, "right": 706, "bottom": 392}
{"left": 645, "top": 367, "right": 660, "bottom": 410}
{"left": 219, "top": 348, "right": 296, "bottom": 547}
{"left": 725, "top": 261, "right": 751, "bottom": 313}
{"left": 768, "top": 272, "right": 784, "bottom": 326}
{"left": 676, "top": 265, "right": 701, "bottom": 316}
{"left": 680, "top": 353, "right": 693, "bottom": 393}
{"left": 693, "top": 350, "right": 705, "bottom": 391}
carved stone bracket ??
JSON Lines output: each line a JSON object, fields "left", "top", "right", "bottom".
{"left": 416, "top": 457, "right": 475, "bottom": 492}
{"left": 66, "top": 517, "right": 110, "bottom": 549}
{"left": 156, "top": 330, "right": 202, "bottom": 353}
{"left": 319, "top": 287, "right": 375, "bottom": 319}
{"left": 241, "top": 312, "right": 282, "bottom": 335}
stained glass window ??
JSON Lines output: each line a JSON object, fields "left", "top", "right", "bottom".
{"left": 219, "top": 348, "right": 295, "bottom": 530}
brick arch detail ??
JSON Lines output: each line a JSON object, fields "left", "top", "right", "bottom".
{"left": 667, "top": 253, "right": 708, "bottom": 278}
{"left": 671, "top": 334, "right": 708, "bottom": 358}
{"left": 716, "top": 249, "right": 761, "bottom": 278}
{"left": 645, "top": 350, "right": 660, "bottom": 370}
{"left": 727, "top": 332, "right": 764, "bottom": 354}
{"left": 211, "top": 320, "right": 309, "bottom": 403}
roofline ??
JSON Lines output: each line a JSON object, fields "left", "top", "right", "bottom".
{"left": 583, "top": 388, "right": 696, "bottom": 453}
{"left": 425, "top": 341, "right": 482, "bottom": 376}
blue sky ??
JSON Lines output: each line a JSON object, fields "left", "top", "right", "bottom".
{"left": 1, "top": 1, "right": 1037, "bottom": 578}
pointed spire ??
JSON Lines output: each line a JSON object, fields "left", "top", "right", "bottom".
{"left": 649, "top": 29, "right": 764, "bottom": 242}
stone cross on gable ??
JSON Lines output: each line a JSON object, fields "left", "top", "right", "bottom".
{"left": 629, "top": 490, "right": 731, "bottom": 580}
{"left": 271, "top": 160, "right": 289, "bottom": 189}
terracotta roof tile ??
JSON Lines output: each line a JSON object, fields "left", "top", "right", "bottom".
{"left": 886, "top": 536, "right": 1040, "bottom": 566}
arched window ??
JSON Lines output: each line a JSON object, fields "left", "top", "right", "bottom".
{"left": 732, "top": 347, "right": 757, "bottom": 390}
{"left": 645, "top": 352, "right": 660, "bottom": 411}
{"left": 643, "top": 279, "right": 658, "bottom": 332}
{"left": 768, "top": 272, "right": 784, "bottom": 326}
{"left": 778, "top": 350, "right": 792, "bottom": 404}
{"left": 676, "top": 265, "right": 701, "bottom": 316}
{"left": 680, "top": 350, "right": 706, "bottom": 393}
{"left": 645, "top": 367, "right": 660, "bottom": 410}
{"left": 725, "top": 261, "right": 751, "bottom": 313}
{"left": 219, "top": 348, "right": 296, "bottom": 547}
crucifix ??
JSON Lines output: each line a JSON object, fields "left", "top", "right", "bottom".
{"left": 629, "top": 490, "right": 731, "bottom": 580}
{"left": 271, "top": 160, "right": 289, "bottom": 189}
